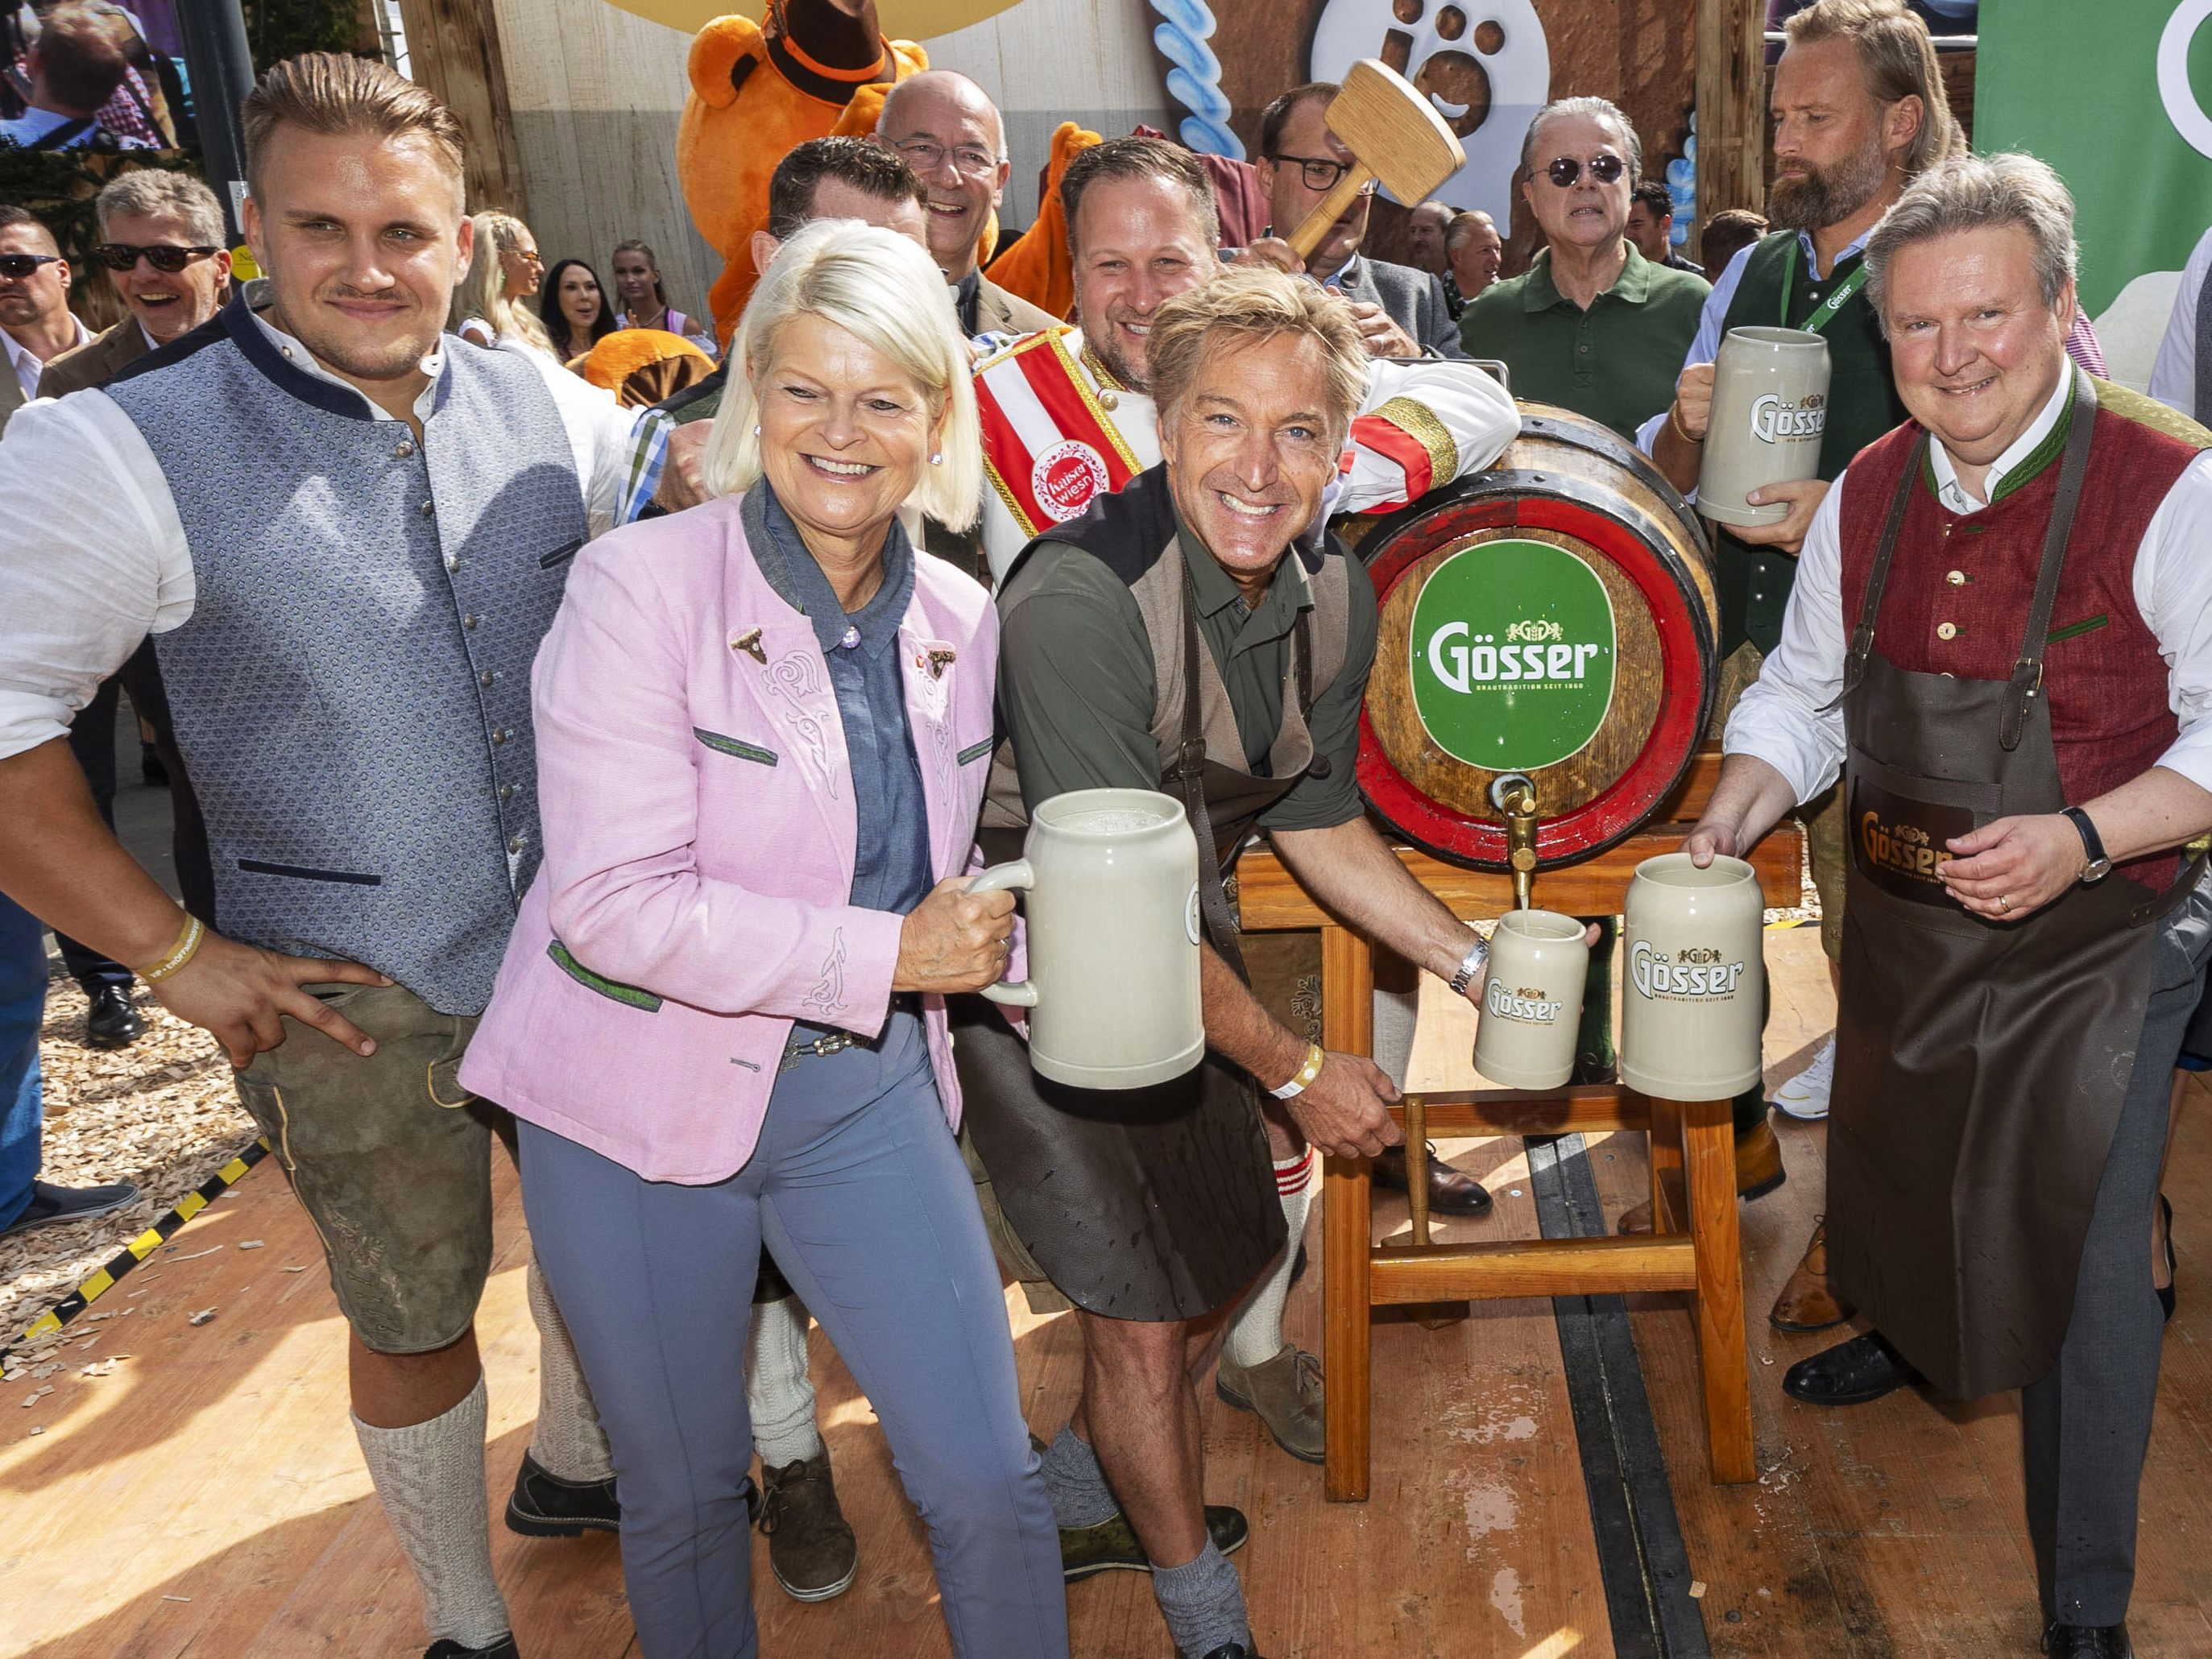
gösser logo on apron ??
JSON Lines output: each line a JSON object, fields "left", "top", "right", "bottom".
{"left": 1825, "top": 370, "right": 2206, "bottom": 1400}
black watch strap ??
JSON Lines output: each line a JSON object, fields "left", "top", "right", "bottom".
{"left": 2061, "top": 805, "right": 2111, "bottom": 880}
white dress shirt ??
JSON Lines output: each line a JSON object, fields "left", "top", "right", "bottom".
{"left": 2149, "top": 224, "right": 2212, "bottom": 418}
{"left": 0, "top": 301, "right": 644, "bottom": 759}
{"left": 3, "top": 314, "right": 91, "bottom": 401}
{"left": 1724, "top": 368, "right": 2212, "bottom": 806}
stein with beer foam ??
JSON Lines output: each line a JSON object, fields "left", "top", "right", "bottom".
{"left": 1472, "top": 910, "right": 1589, "bottom": 1090}
{"left": 1697, "top": 325, "right": 1831, "bottom": 528}
{"left": 1621, "top": 853, "right": 1764, "bottom": 1100}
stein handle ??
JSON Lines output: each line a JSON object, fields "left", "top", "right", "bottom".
{"left": 967, "top": 859, "right": 1039, "bottom": 1007}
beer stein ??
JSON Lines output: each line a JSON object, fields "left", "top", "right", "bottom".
{"left": 1697, "top": 326, "right": 1832, "bottom": 527}
{"left": 1621, "top": 853, "right": 1764, "bottom": 1100}
{"left": 1472, "top": 909, "right": 1589, "bottom": 1090}
{"left": 968, "top": 788, "right": 1205, "bottom": 1090}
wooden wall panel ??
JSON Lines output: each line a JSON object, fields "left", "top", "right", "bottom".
{"left": 396, "top": 0, "right": 530, "bottom": 218}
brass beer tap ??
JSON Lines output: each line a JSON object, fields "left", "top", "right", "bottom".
{"left": 1491, "top": 772, "right": 1539, "bottom": 912}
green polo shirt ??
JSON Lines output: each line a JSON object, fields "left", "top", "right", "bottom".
{"left": 997, "top": 509, "right": 1377, "bottom": 833}
{"left": 1456, "top": 244, "right": 1711, "bottom": 439}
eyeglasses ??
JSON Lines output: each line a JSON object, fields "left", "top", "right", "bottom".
{"left": 90, "top": 242, "right": 222, "bottom": 273}
{"left": 0, "top": 253, "right": 60, "bottom": 279}
{"left": 1269, "top": 153, "right": 1379, "bottom": 195}
{"left": 893, "top": 139, "right": 1000, "bottom": 179}
{"left": 1544, "top": 154, "right": 1627, "bottom": 188}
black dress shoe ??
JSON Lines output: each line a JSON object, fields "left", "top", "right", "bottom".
{"left": 1372, "top": 1142, "right": 1493, "bottom": 1216}
{"left": 503, "top": 1450, "right": 619, "bottom": 1535}
{"left": 82, "top": 982, "right": 147, "bottom": 1049}
{"left": 425, "top": 1638, "right": 518, "bottom": 1659}
{"left": 1, "top": 1178, "right": 139, "bottom": 1237}
{"left": 1782, "top": 1330, "right": 1921, "bottom": 1407}
{"left": 2042, "top": 1620, "right": 2131, "bottom": 1657}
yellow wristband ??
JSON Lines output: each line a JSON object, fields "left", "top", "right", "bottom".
{"left": 1667, "top": 401, "right": 1700, "bottom": 446}
{"left": 138, "top": 914, "right": 205, "bottom": 983}
{"left": 1269, "top": 1042, "right": 1328, "bottom": 1100}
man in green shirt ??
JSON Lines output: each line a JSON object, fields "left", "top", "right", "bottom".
{"left": 1459, "top": 94, "right": 1710, "bottom": 441}
{"left": 958, "top": 269, "right": 1560, "bottom": 1659}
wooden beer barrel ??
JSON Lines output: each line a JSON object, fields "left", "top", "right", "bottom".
{"left": 1352, "top": 403, "right": 1720, "bottom": 871}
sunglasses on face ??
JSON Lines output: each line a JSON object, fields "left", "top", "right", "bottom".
{"left": 1269, "top": 153, "right": 1379, "bottom": 196}
{"left": 90, "top": 242, "right": 222, "bottom": 274}
{"left": 0, "top": 253, "right": 60, "bottom": 279}
{"left": 1544, "top": 154, "right": 1627, "bottom": 188}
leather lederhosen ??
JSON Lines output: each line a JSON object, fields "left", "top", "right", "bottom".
{"left": 1826, "top": 374, "right": 2203, "bottom": 1397}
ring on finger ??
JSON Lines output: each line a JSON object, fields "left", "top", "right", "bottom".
{"left": 1999, "top": 894, "right": 2011, "bottom": 912}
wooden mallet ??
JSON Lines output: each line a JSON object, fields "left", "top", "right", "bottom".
{"left": 1285, "top": 59, "right": 1468, "bottom": 263}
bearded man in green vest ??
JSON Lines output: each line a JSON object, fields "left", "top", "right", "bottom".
{"left": 1635, "top": 0, "right": 1955, "bottom": 1302}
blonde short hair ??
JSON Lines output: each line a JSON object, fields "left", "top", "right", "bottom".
{"left": 703, "top": 219, "right": 980, "bottom": 532}
{"left": 1145, "top": 267, "right": 1366, "bottom": 452}
{"left": 241, "top": 52, "right": 465, "bottom": 201}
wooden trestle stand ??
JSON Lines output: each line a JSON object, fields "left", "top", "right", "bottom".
{"left": 1233, "top": 747, "right": 1802, "bottom": 1498}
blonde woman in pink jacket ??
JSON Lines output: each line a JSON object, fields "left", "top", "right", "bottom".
{"left": 461, "top": 221, "right": 1068, "bottom": 1659}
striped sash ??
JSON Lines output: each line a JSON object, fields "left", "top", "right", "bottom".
{"left": 974, "top": 329, "right": 1144, "bottom": 538}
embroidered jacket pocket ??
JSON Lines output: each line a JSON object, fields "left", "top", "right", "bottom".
{"left": 2047, "top": 614, "right": 2108, "bottom": 647}
{"left": 957, "top": 737, "right": 995, "bottom": 767}
{"left": 538, "top": 537, "right": 584, "bottom": 570}
{"left": 694, "top": 728, "right": 777, "bottom": 766}
{"left": 237, "top": 858, "right": 382, "bottom": 886}
{"left": 548, "top": 940, "right": 663, "bottom": 1012}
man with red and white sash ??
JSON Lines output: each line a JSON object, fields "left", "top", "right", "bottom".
{"left": 1691, "top": 155, "right": 2212, "bottom": 1659}
{"left": 971, "top": 135, "right": 1513, "bottom": 586}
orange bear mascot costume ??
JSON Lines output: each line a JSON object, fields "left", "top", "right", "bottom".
{"left": 678, "top": 1, "right": 928, "bottom": 341}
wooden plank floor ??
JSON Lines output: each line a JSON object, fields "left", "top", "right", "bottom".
{"left": 6, "top": 925, "right": 2212, "bottom": 1657}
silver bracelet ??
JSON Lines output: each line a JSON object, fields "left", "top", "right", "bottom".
{"left": 1446, "top": 936, "right": 1488, "bottom": 997}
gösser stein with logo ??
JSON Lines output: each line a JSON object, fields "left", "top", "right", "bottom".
{"left": 1697, "top": 325, "right": 1833, "bottom": 529}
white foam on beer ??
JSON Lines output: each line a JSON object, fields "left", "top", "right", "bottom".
{"left": 1061, "top": 808, "right": 1167, "bottom": 834}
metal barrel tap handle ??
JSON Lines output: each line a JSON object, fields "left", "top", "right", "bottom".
{"left": 1490, "top": 772, "right": 1539, "bottom": 912}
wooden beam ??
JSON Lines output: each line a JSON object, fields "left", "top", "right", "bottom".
{"left": 1394, "top": 1086, "right": 1654, "bottom": 1137}
{"left": 1321, "top": 924, "right": 1376, "bottom": 1504}
{"left": 1369, "top": 1235, "right": 1697, "bottom": 1304}
{"left": 396, "top": 0, "right": 528, "bottom": 217}
{"left": 1694, "top": 0, "right": 1768, "bottom": 256}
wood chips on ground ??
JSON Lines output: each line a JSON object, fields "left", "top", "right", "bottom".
{"left": 0, "top": 969, "right": 253, "bottom": 1355}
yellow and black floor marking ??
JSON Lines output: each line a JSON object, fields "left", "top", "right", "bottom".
{"left": 2, "top": 1136, "right": 270, "bottom": 1361}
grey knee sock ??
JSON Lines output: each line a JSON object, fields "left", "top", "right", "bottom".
{"left": 352, "top": 1374, "right": 511, "bottom": 1650}
{"left": 526, "top": 1261, "right": 615, "bottom": 1483}
{"left": 1041, "top": 1425, "right": 1119, "bottom": 1529}
{"left": 746, "top": 1294, "right": 824, "bottom": 1468}
{"left": 1151, "top": 1538, "right": 1249, "bottom": 1657}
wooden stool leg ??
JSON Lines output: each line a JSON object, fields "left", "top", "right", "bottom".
{"left": 1647, "top": 1092, "right": 1684, "bottom": 1236}
{"left": 1681, "top": 1094, "right": 1755, "bottom": 1483}
{"left": 1320, "top": 924, "right": 1373, "bottom": 1502}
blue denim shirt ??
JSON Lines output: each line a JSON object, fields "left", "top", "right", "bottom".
{"left": 744, "top": 482, "right": 931, "bottom": 1046}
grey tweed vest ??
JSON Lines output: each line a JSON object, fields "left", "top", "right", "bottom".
{"left": 103, "top": 297, "right": 589, "bottom": 1013}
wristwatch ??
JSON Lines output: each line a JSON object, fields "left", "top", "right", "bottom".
{"left": 2061, "top": 806, "right": 2112, "bottom": 883}
{"left": 1447, "top": 936, "right": 1489, "bottom": 997}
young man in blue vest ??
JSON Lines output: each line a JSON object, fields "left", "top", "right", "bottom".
{"left": 0, "top": 56, "right": 658, "bottom": 1659}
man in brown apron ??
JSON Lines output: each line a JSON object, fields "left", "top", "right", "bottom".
{"left": 961, "top": 270, "right": 1526, "bottom": 1659}
{"left": 1686, "top": 155, "right": 2212, "bottom": 1659}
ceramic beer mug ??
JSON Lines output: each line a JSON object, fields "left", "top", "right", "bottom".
{"left": 1696, "top": 325, "right": 1831, "bottom": 528}
{"left": 1620, "top": 852, "right": 1764, "bottom": 1100}
{"left": 967, "top": 787, "right": 1205, "bottom": 1090}
{"left": 1472, "top": 910, "right": 1589, "bottom": 1090}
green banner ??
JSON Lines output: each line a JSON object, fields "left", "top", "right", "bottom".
{"left": 1976, "top": 1, "right": 2212, "bottom": 316}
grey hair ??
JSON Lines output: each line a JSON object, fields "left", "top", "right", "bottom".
{"left": 1518, "top": 96, "right": 1642, "bottom": 184}
{"left": 96, "top": 170, "right": 225, "bottom": 246}
{"left": 1444, "top": 209, "right": 1497, "bottom": 250}
{"left": 1864, "top": 152, "right": 2078, "bottom": 329}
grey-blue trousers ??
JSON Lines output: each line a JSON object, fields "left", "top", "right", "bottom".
{"left": 518, "top": 1012, "right": 1069, "bottom": 1659}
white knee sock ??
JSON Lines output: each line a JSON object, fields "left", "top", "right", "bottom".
{"left": 1372, "top": 982, "right": 1419, "bottom": 1090}
{"left": 747, "top": 1294, "right": 823, "bottom": 1468}
{"left": 1224, "top": 1149, "right": 1315, "bottom": 1368}
{"left": 353, "top": 1374, "right": 511, "bottom": 1651}
{"left": 525, "top": 1261, "right": 614, "bottom": 1483}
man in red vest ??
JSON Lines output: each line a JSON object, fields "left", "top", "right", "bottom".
{"left": 1686, "top": 153, "right": 2212, "bottom": 1659}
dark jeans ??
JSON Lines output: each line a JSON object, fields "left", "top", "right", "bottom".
{"left": 0, "top": 893, "right": 47, "bottom": 1229}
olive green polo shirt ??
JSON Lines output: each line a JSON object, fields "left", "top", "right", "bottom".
{"left": 996, "top": 511, "right": 1377, "bottom": 833}
{"left": 1456, "top": 244, "right": 1711, "bottom": 440}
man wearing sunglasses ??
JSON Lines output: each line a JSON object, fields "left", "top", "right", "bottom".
{"left": 1241, "top": 82, "right": 1463, "bottom": 360}
{"left": 0, "top": 208, "right": 89, "bottom": 437}
{"left": 39, "top": 171, "right": 232, "bottom": 400}
{"left": 32, "top": 172, "right": 233, "bottom": 1055}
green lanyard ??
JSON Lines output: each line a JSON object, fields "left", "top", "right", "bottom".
{"left": 1778, "top": 239, "right": 1870, "bottom": 334}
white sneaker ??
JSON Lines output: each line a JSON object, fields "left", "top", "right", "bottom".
{"left": 1771, "top": 1036, "right": 1835, "bottom": 1122}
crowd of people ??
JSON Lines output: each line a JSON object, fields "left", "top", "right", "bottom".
{"left": 0, "top": 2, "right": 2207, "bottom": 1658}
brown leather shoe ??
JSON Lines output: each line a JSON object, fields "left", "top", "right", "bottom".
{"left": 1373, "top": 1142, "right": 1493, "bottom": 1217}
{"left": 1216, "top": 1344, "right": 1323, "bottom": 1463}
{"left": 1616, "top": 1119, "right": 1786, "bottom": 1235}
{"left": 1769, "top": 1218, "right": 1854, "bottom": 1331}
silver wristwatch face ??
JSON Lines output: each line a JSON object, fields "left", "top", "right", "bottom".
{"left": 2083, "top": 856, "right": 2113, "bottom": 883}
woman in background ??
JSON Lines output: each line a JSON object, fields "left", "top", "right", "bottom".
{"left": 451, "top": 210, "right": 553, "bottom": 354}
{"left": 611, "top": 238, "right": 718, "bottom": 356}
{"left": 541, "top": 257, "right": 617, "bottom": 365}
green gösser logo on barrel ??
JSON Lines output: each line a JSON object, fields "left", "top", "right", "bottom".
{"left": 1408, "top": 539, "right": 1618, "bottom": 772}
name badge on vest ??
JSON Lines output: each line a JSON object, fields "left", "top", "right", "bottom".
{"left": 1850, "top": 773, "right": 1976, "bottom": 907}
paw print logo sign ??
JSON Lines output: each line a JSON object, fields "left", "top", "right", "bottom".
{"left": 1308, "top": 0, "right": 1549, "bottom": 227}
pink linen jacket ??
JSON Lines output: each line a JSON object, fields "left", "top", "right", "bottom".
{"left": 458, "top": 494, "right": 1001, "bottom": 1184}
